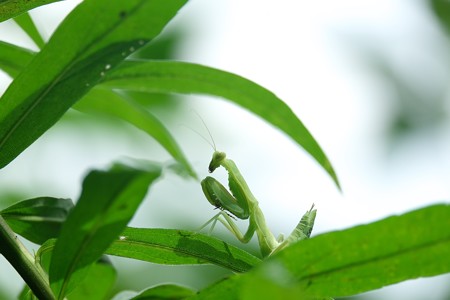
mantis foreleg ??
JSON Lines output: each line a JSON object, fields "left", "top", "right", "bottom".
{"left": 201, "top": 150, "right": 317, "bottom": 257}
{"left": 201, "top": 151, "right": 279, "bottom": 256}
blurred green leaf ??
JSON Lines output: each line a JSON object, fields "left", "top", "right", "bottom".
{"left": 431, "top": 0, "right": 450, "bottom": 34}
{"left": 106, "top": 227, "right": 261, "bottom": 273}
{"left": 192, "top": 275, "right": 242, "bottom": 300}
{"left": 0, "top": 197, "right": 73, "bottom": 244}
{"left": 120, "top": 91, "right": 181, "bottom": 118}
{"left": 132, "top": 29, "right": 184, "bottom": 60}
{"left": 125, "top": 29, "right": 186, "bottom": 116}
{"left": 75, "top": 87, "right": 196, "bottom": 179}
{"left": 0, "top": 0, "right": 187, "bottom": 170}
{"left": 130, "top": 284, "right": 195, "bottom": 300}
{"left": 13, "top": 12, "right": 44, "bottom": 48}
{"left": 0, "top": 0, "right": 62, "bottom": 22}
{"left": 0, "top": 41, "right": 35, "bottom": 78}
{"left": 18, "top": 285, "right": 36, "bottom": 300}
{"left": 193, "top": 204, "right": 450, "bottom": 299}
{"left": 0, "top": 190, "right": 33, "bottom": 209}
{"left": 66, "top": 257, "right": 117, "bottom": 300}
{"left": 194, "top": 274, "right": 333, "bottom": 300}
{"left": 100, "top": 60, "right": 340, "bottom": 189}
{"left": 49, "top": 161, "right": 162, "bottom": 299}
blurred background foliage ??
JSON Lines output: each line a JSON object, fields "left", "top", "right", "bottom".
{"left": 1, "top": 0, "right": 450, "bottom": 299}
{"left": 352, "top": 0, "right": 450, "bottom": 154}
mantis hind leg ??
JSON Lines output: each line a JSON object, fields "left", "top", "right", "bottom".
{"left": 197, "top": 212, "right": 222, "bottom": 235}
{"left": 198, "top": 211, "right": 256, "bottom": 243}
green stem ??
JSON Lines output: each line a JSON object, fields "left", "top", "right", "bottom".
{"left": 0, "top": 215, "right": 56, "bottom": 300}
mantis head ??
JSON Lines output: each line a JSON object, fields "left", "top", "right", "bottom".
{"left": 208, "top": 151, "right": 226, "bottom": 173}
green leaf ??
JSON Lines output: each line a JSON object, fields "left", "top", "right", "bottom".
{"left": 0, "top": 0, "right": 62, "bottom": 22}
{"left": 131, "top": 29, "right": 185, "bottom": 61}
{"left": 49, "top": 161, "right": 162, "bottom": 299}
{"left": 0, "top": 0, "right": 187, "bottom": 170}
{"left": 105, "top": 227, "right": 261, "bottom": 273}
{"left": 0, "top": 197, "right": 73, "bottom": 244}
{"left": 0, "top": 41, "right": 35, "bottom": 78}
{"left": 36, "top": 240, "right": 117, "bottom": 300}
{"left": 131, "top": 284, "right": 195, "bottom": 300}
{"left": 0, "top": 44, "right": 195, "bottom": 178}
{"left": 431, "top": 0, "right": 450, "bottom": 34}
{"left": 192, "top": 204, "right": 450, "bottom": 298}
{"left": 36, "top": 226, "right": 260, "bottom": 274}
{"left": 66, "top": 257, "right": 117, "bottom": 300}
{"left": 18, "top": 285, "right": 37, "bottom": 300}
{"left": 35, "top": 238, "right": 55, "bottom": 272}
{"left": 13, "top": 12, "right": 45, "bottom": 48}
{"left": 100, "top": 60, "right": 340, "bottom": 188}
{"left": 75, "top": 87, "right": 196, "bottom": 179}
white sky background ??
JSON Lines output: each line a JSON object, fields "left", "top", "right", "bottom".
{"left": 1, "top": 0, "right": 450, "bottom": 299}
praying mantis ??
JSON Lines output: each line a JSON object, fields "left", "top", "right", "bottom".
{"left": 198, "top": 135, "right": 317, "bottom": 257}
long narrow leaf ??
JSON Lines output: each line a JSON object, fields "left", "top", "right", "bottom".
{"left": 192, "top": 204, "right": 450, "bottom": 299}
{"left": 0, "top": 41, "right": 35, "bottom": 78}
{"left": 100, "top": 60, "right": 340, "bottom": 188}
{"left": 0, "top": 0, "right": 187, "bottom": 169}
{"left": 13, "top": 12, "right": 45, "bottom": 48}
{"left": 0, "top": 44, "right": 196, "bottom": 178}
{"left": 75, "top": 87, "right": 196, "bottom": 178}
{"left": 37, "top": 227, "right": 261, "bottom": 275}
{"left": 49, "top": 161, "right": 162, "bottom": 299}
{"left": 0, "top": 197, "right": 73, "bottom": 244}
{"left": 131, "top": 284, "right": 195, "bottom": 300}
{"left": 106, "top": 227, "right": 261, "bottom": 273}
{"left": 0, "top": 0, "right": 62, "bottom": 22}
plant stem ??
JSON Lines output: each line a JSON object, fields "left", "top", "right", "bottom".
{"left": 0, "top": 215, "right": 56, "bottom": 300}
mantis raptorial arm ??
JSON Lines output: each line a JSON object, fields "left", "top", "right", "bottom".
{"left": 200, "top": 150, "right": 317, "bottom": 257}
{"left": 200, "top": 151, "right": 279, "bottom": 256}
{"left": 192, "top": 112, "right": 316, "bottom": 256}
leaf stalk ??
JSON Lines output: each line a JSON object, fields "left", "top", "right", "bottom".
{"left": 0, "top": 215, "right": 55, "bottom": 300}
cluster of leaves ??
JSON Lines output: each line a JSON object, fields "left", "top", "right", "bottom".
{"left": 0, "top": 1, "right": 449, "bottom": 299}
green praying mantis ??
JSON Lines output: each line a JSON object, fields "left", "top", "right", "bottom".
{"left": 196, "top": 122, "right": 317, "bottom": 257}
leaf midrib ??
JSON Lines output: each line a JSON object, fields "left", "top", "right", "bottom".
{"left": 55, "top": 174, "right": 139, "bottom": 299}
{"left": 109, "top": 238, "right": 255, "bottom": 273}
{"left": 298, "top": 234, "right": 450, "bottom": 284}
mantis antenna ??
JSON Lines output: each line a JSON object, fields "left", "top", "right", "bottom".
{"left": 180, "top": 110, "right": 218, "bottom": 151}
{"left": 191, "top": 109, "right": 217, "bottom": 151}
{"left": 192, "top": 110, "right": 317, "bottom": 257}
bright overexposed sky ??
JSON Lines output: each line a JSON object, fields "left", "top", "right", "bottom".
{"left": 1, "top": 1, "right": 450, "bottom": 299}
